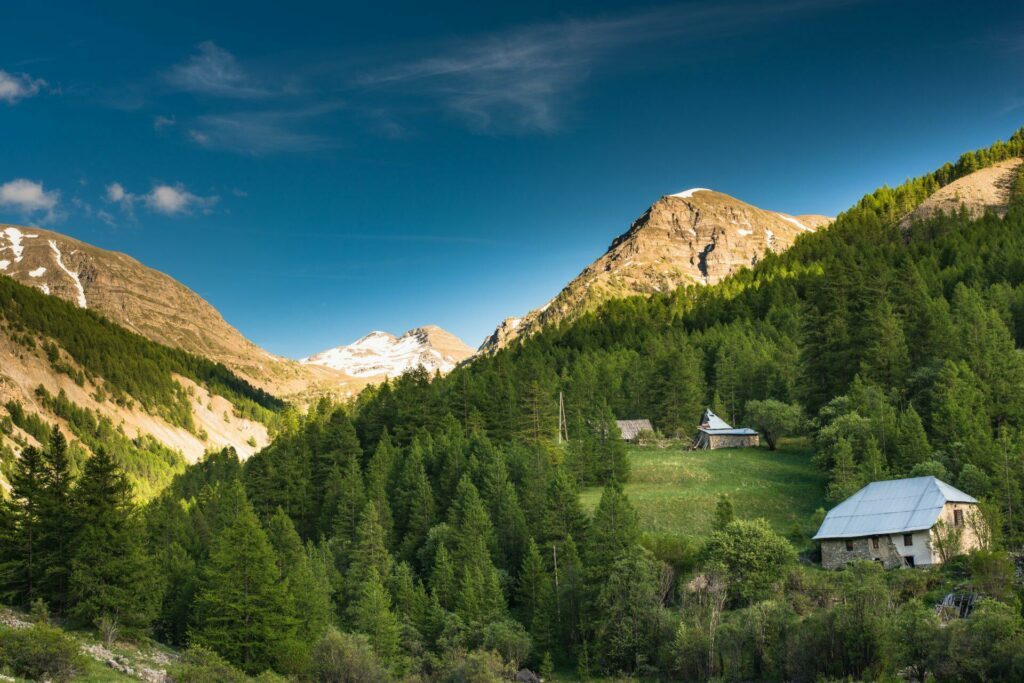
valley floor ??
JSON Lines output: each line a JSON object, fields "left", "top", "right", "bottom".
{"left": 579, "top": 440, "right": 827, "bottom": 542}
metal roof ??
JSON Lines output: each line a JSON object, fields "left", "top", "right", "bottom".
{"left": 616, "top": 419, "right": 654, "bottom": 440}
{"left": 701, "top": 409, "right": 732, "bottom": 430}
{"left": 813, "top": 476, "right": 977, "bottom": 540}
{"left": 699, "top": 427, "right": 759, "bottom": 436}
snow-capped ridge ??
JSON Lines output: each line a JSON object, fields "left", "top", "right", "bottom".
{"left": 302, "top": 325, "right": 474, "bottom": 379}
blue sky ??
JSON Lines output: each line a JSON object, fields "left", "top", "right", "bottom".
{"left": 1, "top": 0, "right": 1023, "bottom": 357}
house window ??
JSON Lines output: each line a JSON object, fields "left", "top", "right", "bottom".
{"left": 845, "top": 540, "right": 854, "bottom": 551}
{"left": 871, "top": 537, "right": 879, "bottom": 550}
{"left": 954, "top": 509, "right": 964, "bottom": 527}
{"left": 903, "top": 534, "right": 913, "bottom": 547}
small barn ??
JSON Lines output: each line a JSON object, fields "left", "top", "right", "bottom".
{"left": 616, "top": 419, "right": 654, "bottom": 443}
{"left": 814, "top": 476, "right": 981, "bottom": 569}
{"left": 690, "top": 409, "right": 759, "bottom": 450}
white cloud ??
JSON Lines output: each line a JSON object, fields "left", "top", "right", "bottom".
{"left": 106, "top": 182, "right": 128, "bottom": 203}
{"left": 0, "top": 179, "right": 59, "bottom": 220}
{"left": 165, "top": 41, "right": 270, "bottom": 98}
{"left": 104, "top": 181, "right": 217, "bottom": 217}
{"left": 0, "top": 70, "right": 47, "bottom": 104}
{"left": 144, "top": 183, "right": 218, "bottom": 215}
{"left": 153, "top": 115, "right": 176, "bottom": 131}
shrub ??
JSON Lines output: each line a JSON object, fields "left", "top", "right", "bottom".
{"left": 306, "top": 628, "right": 390, "bottom": 683}
{"left": 0, "top": 624, "right": 84, "bottom": 683}
{"left": 166, "top": 645, "right": 248, "bottom": 683}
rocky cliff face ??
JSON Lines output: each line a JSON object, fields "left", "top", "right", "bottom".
{"left": 479, "top": 188, "right": 831, "bottom": 352}
{"left": 302, "top": 325, "right": 474, "bottom": 378}
{"left": 0, "top": 223, "right": 344, "bottom": 398}
{"left": 900, "top": 158, "right": 1023, "bottom": 228}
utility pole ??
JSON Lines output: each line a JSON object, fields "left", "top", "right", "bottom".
{"left": 558, "top": 391, "right": 569, "bottom": 444}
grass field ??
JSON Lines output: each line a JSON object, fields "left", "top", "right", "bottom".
{"left": 580, "top": 440, "right": 827, "bottom": 542}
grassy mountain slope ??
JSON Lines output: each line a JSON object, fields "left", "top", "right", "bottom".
{"left": 0, "top": 274, "right": 284, "bottom": 496}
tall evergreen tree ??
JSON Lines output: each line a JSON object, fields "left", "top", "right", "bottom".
{"left": 191, "top": 482, "right": 293, "bottom": 674}
{"left": 68, "top": 449, "right": 162, "bottom": 632}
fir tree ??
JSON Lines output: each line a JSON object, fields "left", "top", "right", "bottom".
{"left": 68, "top": 449, "right": 162, "bottom": 632}
{"left": 191, "top": 482, "right": 293, "bottom": 674}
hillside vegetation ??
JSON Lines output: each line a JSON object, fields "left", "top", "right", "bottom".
{"left": 5, "top": 130, "right": 1024, "bottom": 681}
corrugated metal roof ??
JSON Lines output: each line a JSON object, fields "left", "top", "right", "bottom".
{"left": 701, "top": 409, "right": 732, "bottom": 430}
{"left": 813, "top": 476, "right": 977, "bottom": 540}
{"left": 616, "top": 419, "right": 654, "bottom": 440}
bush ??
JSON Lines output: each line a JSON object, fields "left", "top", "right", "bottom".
{"left": 0, "top": 624, "right": 84, "bottom": 683}
{"left": 306, "top": 628, "right": 390, "bottom": 683}
{"left": 166, "top": 645, "right": 248, "bottom": 683}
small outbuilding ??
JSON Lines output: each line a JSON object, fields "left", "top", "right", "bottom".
{"left": 616, "top": 419, "right": 655, "bottom": 443}
{"left": 690, "top": 409, "right": 759, "bottom": 450}
{"left": 814, "top": 476, "right": 982, "bottom": 569}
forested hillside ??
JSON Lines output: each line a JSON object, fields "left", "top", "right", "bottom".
{"left": 5, "top": 131, "right": 1024, "bottom": 681}
{"left": 0, "top": 275, "right": 283, "bottom": 496}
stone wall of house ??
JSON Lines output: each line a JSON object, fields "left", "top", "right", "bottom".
{"left": 708, "top": 434, "right": 759, "bottom": 449}
{"left": 821, "top": 536, "right": 905, "bottom": 570}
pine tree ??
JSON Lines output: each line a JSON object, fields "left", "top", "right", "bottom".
{"left": 429, "top": 543, "right": 457, "bottom": 611}
{"left": 191, "top": 482, "right": 293, "bottom": 674}
{"left": 892, "top": 405, "right": 931, "bottom": 474}
{"left": 396, "top": 446, "right": 436, "bottom": 564}
{"left": 345, "top": 501, "right": 394, "bottom": 609}
{"left": 448, "top": 476, "right": 497, "bottom": 572}
{"left": 347, "top": 567, "right": 402, "bottom": 667}
{"left": 585, "top": 485, "right": 640, "bottom": 590}
{"left": 858, "top": 437, "right": 888, "bottom": 484}
{"left": 541, "top": 470, "right": 590, "bottom": 545}
{"left": 266, "top": 509, "right": 333, "bottom": 645}
{"left": 516, "top": 539, "right": 546, "bottom": 628}
{"left": 329, "top": 456, "right": 367, "bottom": 547}
{"left": 0, "top": 445, "right": 47, "bottom": 605}
{"left": 68, "top": 449, "right": 162, "bottom": 632}
{"left": 37, "top": 427, "right": 76, "bottom": 612}
{"left": 827, "top": 438, "right": 860, "bottom": 504}
{"left": 480, "top": 454, "right": 529, "bottom": 571}
{"left": 364, "top": 430, "right": 397, "bottom": 545}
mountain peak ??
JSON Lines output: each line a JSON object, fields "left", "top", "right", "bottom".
{"left": 479, "top": 188, "right": 833, "bottom": 352}
{"left": 303, "top": 325, "right": 473, "bottom": 379}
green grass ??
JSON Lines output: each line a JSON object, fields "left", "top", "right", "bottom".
{"left": 580, "top": 439, "right": 827, "bottom": 542}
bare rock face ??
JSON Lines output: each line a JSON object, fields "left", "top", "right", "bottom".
{"left": 479, "top": 189, "right": 831, "bottom": 352}
{"left": 900, "top": 158, "right": 1023, "bottom": 228}
{"left": 0, "top": 223, "right": 342, "bottom": 397}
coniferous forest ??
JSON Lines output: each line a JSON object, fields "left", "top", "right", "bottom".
{"left": 6, "top": 132, "right": 1024, "bottom": 681}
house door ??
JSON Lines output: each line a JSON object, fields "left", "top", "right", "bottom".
{"left": 904, "top": 556, "right": 915, "bottom": 568}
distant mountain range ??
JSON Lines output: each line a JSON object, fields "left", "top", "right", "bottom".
{"left": 301, "top": 326, "right": 474, "bottom": 378}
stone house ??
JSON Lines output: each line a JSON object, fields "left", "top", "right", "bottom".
{"left": 814, "top": 476, "right": 982, "bottom": 569}
{"left": 690, "top": 408, "right": 759, "bottom": 450}
{"left": 615, "top": 419, "right": 655, "bottom": 443}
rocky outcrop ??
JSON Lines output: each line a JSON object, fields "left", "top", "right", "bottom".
{"left": 480, "top": 189, "right": 831, "bottom": 352}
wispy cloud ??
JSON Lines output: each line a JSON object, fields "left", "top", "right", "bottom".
{"left": 165, "top": 41, "right": 274, "bottom": 98}
{"left": 0, "top": 179, "right": 60, "bottom": 221}
{"left": 360, "top": 0, "right": 851, "bottom": 132}
{"left": 186, "top": 103, "right": 342, "bottom": 155}
{"left": 0, "top": 69, "right": 48, "bottom": 104}
{"left": 153, "top": 114, "right": 176, "bottom": 131}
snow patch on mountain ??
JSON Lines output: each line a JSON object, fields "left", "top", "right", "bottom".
{"left": 775, "top": 213, "right": 813, "bottom": 232}
{"left": 28, "top": 266, "right": 46, "bottom": 277}
{"left": 301, "top": 327, "right": 471, "bottom": 379}
{"left": 49, "top": 239, "right": 87, "bottom": 308}
{"left": 670, "top": 187, "right": 711, "bottom": 199}
{"left": 2, "top": 226, "right": 38, "bottom": 262}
